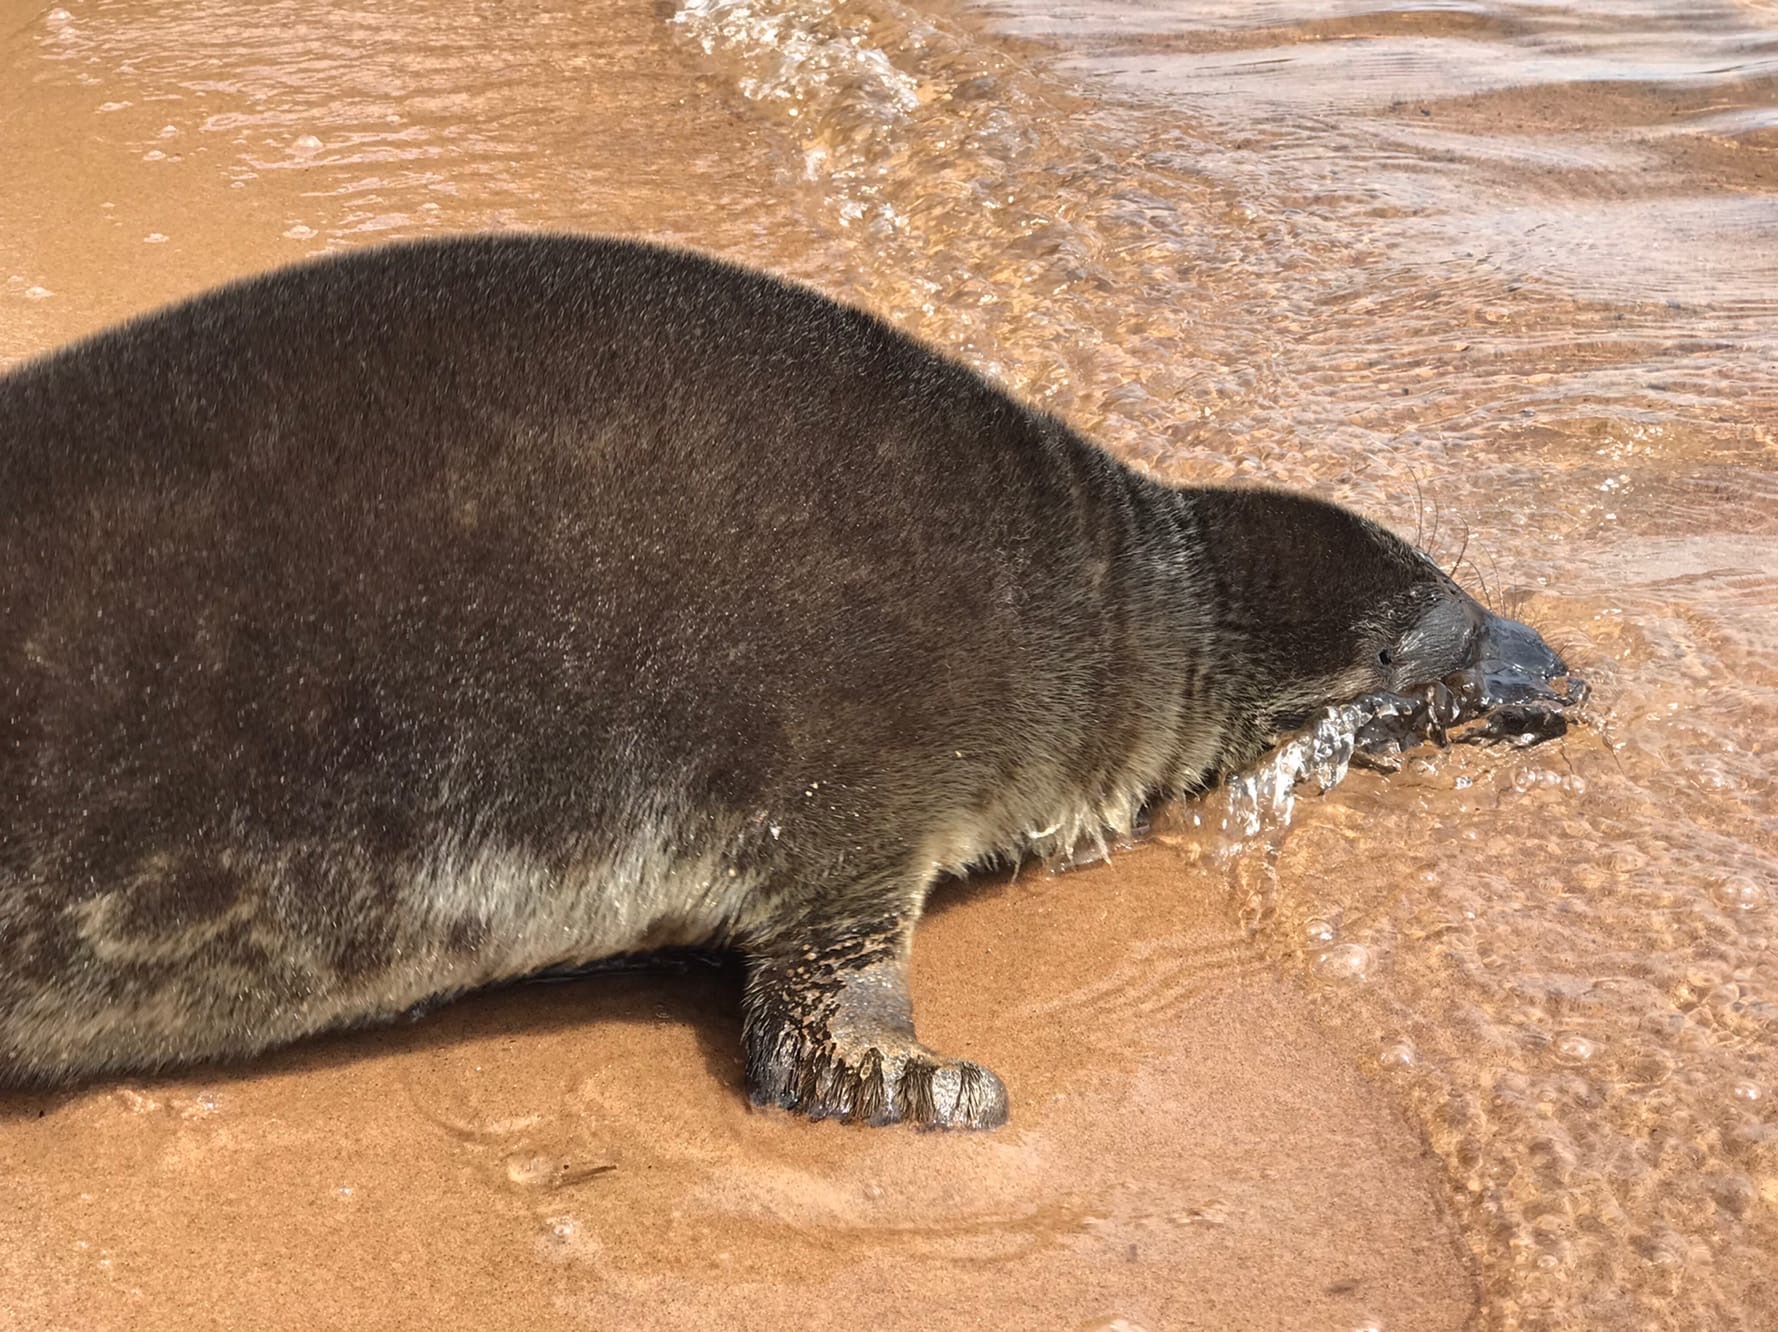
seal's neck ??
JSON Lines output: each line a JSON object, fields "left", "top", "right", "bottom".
{"left": 1110, "top": 479, "right": 1417, "bottom": 789}
{"left": 1058, "top": 473, "right": 1269, "bottom": 796}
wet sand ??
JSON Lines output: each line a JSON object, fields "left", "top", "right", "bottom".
{"left": 0, "top": 856, "right": 1475, "bottom": 1330}
{"left": 4, "top": 0, "right": 1778, "bottom": 1327}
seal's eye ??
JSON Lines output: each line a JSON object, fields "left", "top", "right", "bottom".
{"left": 1378, "top": 648, "right": 1394, "bottom": 667}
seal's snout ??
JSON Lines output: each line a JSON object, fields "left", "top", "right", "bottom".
{"left": 1468, "top": 609, "right": 1569, "bottom": 706}
{"left": 1346, "top": 602, "right": 1582, "bottom": 762}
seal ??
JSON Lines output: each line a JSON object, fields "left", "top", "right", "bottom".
{"left": 0, "top": 234, "right": 1574, "bottom": 1126}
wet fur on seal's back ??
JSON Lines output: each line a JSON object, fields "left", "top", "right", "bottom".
{"left": 1, "top": 234, "right": 1442, "bottom": 1098}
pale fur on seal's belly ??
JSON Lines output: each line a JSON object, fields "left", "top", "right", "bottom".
{"left": 9, "top": 735, "right": 1196, "bottom": 1076}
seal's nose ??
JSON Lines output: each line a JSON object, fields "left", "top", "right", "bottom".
{"left": 1472, "top": 610, "right": 1568, "bottom": 705}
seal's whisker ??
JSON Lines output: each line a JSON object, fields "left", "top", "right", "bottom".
{"left": 1547, "top": 634, "right": 1582, "bottom": 667}
{"left": 1446, "top": 526, "right": 1492, "bottom": 610}
{"left": 1465, "top": 554, "right": 1494, "bottom": 612}
{"left": 1448, "top": 525, "right": 1471, "bottom": 581}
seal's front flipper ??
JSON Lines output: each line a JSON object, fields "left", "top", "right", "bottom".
{"left": 742, "top": 912, "right": 1008, "bottom": 1129}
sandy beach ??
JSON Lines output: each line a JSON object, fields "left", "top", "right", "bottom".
{"left": 4, "top": 0, "right": 1776, "bottom": 1326}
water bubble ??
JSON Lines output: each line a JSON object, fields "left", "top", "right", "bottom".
{"left": 536, "top": 1213, "right": 601, "bottom": 1265}
{"left": 1554, "top": 1033, "right": 1599, "bottom": 1065}
{"left": 1314, "top": 942, "right": 1372, "bottom": 981}
{"left": 174, "top": 1092, "right": 220, "bottom": 1120}
{"left": 1379, "top": 1037, "right": 1418, "bottom": 1069}
{"left": 1732, "top": 1081, "right": 1764, "bottom": 1103}
{"left": 1711, "top": 877, "right": 1767, "bottom": 912}
{"left": 144, "top": 233, "right": 168, "bottom": 244}
{"left": 283, "top": 224, "right": 317, "bottom": 239}
{"left": 507, "top": 1155, "right": 555, "bottom": 1186}
{"left": 1304, "top": 916, "right": 1337, "bottom": 944}
{"left": 292, "top": 134, "right": 323, "bottom": 155}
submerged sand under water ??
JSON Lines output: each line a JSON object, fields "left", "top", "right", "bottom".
{"left": 2, "top": 0, "right": 1775, "bottom": 1328}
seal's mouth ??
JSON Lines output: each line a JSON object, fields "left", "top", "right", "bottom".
{"left": 1468, "top": 608, "right": 1571, "bottom": 706}
{"left": 1349, "top": 608, "right": 1586, "bottom": 764}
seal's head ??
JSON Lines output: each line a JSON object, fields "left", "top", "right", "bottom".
{"left": 1188, "top": 488, "right": 1578, "bottom": 752}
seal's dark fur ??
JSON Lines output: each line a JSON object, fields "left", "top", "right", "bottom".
{"left": 1, "top": 235, "right": 1529, "bottom": 1124}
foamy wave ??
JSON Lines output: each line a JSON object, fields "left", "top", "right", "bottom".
{"left": 1221, "top": 703, "right": 1367, "bottom": 841}
{"left": 668, "top": 0, "right": 1045, "bottom": 235}
{"left": 1148, "top": 704, "right": 1376, "bottom": 889}
{"left": 671, "top": 0, "right": 921, "bottom": 133}
{"left": 663, "top": 0, "right": 1219, "bottom": 464}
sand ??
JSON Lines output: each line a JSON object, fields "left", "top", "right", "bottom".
{"left": 1, "top": 853, "right": 1474, "bottom": 1330}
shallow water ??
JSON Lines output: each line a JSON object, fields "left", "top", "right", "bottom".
{"left": 3, "top": 0, "right": 1776, "bottom": 1327}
